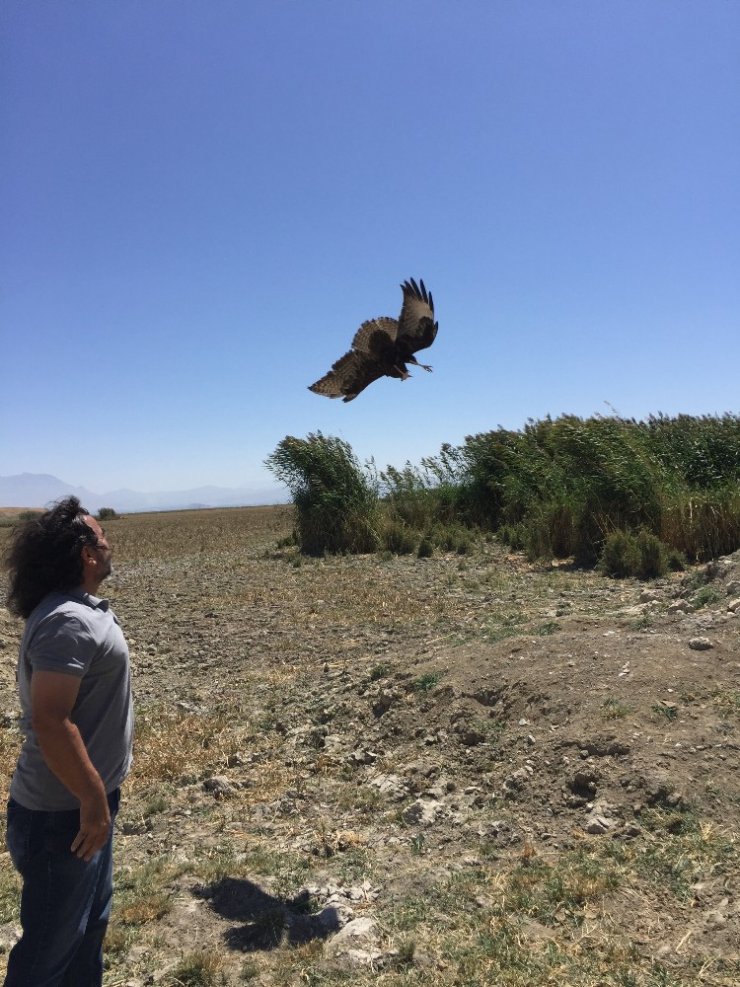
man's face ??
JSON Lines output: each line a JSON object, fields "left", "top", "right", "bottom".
{"left": 83, "top": 516, "right": 113, "bottom": 582}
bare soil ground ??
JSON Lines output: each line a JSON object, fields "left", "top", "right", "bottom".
{"left": 0, "top": 506, "right": 738, "bottom": 986}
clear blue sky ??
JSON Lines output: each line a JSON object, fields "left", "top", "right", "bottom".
{"left": 2, "top": 0, "right": 738, "bottom": 496}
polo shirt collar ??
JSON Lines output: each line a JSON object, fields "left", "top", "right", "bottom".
{"left": 69, "top": 587, "right": 110, "bottom": 611}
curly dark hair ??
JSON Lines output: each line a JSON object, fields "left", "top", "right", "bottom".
{"left": 4, "top": 496, "right": 99, "bottom": 618}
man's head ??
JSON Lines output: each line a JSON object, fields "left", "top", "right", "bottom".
{"left": 79, "top": 514, "right": 113, "bottom": 590}
{"left": 4, "top": 496, "right": 112, "bottom": 618}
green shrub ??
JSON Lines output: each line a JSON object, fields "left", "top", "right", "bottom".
{"left": 417, "top": 535, "right": 435, "bottom": 558}
{"left": 413, "top": 672, "right": 443, "bottom": 692}
{"left": 460, "top": 414, "right": 740, "bottom": 566}
{"left": 634, "top": 529, "right": 669, "bottom": 579}
{"left": 521, "top": 501, "right": 581, "bottom": 561}
{"left": 453, "top": 530, "right": 474, "bottom": 554}
{"left": 497, "top": 523, "right": 526, "bottom": 551}
{"left": 97, "top": 507, "right": 119, "bottom": 521}
{"left": 599, "top": 531, "right": 640, "bottom": 578}
{"left": 381, "top": 520, "right": 417, "bottom": 555}
{"left": 381, "top": 463, "right": 457, "bottom": 529}
{"left": 429, "top": 523, "right": 474, "bottom": 554}
{"left": 265, "top": 433, "right": 380, "bottom": 555}
{"left": 666, "top": 548, "right": 687, "bottom": 572}
{"left": 692, "top": 585, "right": 723, "bottom": 610}
{"left": 599, "top": 529, "right": 671, "bottom": 580}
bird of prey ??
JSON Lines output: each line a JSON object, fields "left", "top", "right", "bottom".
{"left": 308, "top": 277, "right": 438, "bottom": 402}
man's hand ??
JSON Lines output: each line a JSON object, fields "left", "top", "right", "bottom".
{"left": 71, "top": 791, "right": 111, "bottom": 861}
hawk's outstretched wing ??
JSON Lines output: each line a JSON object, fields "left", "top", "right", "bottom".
{"left": 397, "top": 278, "right": 437, "bottom": 356}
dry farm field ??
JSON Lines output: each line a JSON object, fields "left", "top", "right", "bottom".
{"left": 0, "top": 506, "right": 738, "bottom": 986}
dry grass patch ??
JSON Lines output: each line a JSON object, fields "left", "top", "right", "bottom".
{"left": 629, "top": 808, "right": 738, "bottom": 899}
{"left": 169, "top": 950, "right": 230, "bottom": 986}
{"left": 130, "top": 705, "right": 297, "bottom": 811}
{"left": 133, "top": 708, "right": 245, "bottom": 785}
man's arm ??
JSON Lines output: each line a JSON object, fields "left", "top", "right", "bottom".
{"left": 30, "top": 670, "right": 111, "bottom": 861}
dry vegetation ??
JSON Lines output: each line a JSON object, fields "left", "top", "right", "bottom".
{"left": 0, "top": 506, "right": 738, "bottom": 986}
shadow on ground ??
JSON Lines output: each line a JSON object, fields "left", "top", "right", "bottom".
{"left": 195, "top": 877, "right": 341, "bottom": 952}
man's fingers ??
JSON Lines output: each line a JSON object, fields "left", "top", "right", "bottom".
{"left": 73, "top": 796, "right": 112, "bottom": 859}
{"left": 72, "top": 835, "right": 106, "bottom": 861}
{"left": 71, "top": 823, "right": 110, "bottom": 860}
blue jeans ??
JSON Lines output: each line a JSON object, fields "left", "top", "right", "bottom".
{"left": 3, "top": 790, "right": 120, "bottom": 987}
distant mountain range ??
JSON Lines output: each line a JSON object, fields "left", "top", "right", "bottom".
{"left": 0, "top": 473, "right": 286, "bottom": 514}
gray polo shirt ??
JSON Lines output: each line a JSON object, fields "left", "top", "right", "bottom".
{"left": 10, "top": 588, "right": 133, "bottom": 811}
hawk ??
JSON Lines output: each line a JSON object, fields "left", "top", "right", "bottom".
{"left": 308, "top": 277, "right": 438, "bottom": 402}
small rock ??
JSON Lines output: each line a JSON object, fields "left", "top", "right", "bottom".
{"left": 402, "top": 799, "right": 441, "bottom": 826}
{"left": 368, "top": 773, "right": 407, "bottom": 801}
{"left": 585, "top": 815, "right": 611, "bottom": 835}
{"left": 688, "top": 637, "right": 713, "bottom": 651}
{"left": 348, "top": 749, "right": 379, "bottom": 766}
{"left": 118, "top": 818, "right": 151, "bottom": 836}
{"left": 727, "top": 598, "right": 740, "bottom": 613}
{"left": 402, "top": 759, "right": 439, "bottom": 780}
{"left": 325, "top": 917, "right": 379, "bottom": 963}
{"left": 202, "top": 776, "right": 235, "bottom": 798}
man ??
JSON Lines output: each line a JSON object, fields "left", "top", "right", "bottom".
{"left": 3, "top": 496, "right": 133, "bottom": 986}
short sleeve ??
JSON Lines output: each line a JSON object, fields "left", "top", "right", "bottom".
{"left": 26, "top": 612, "right": 98, "bottom": 677}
